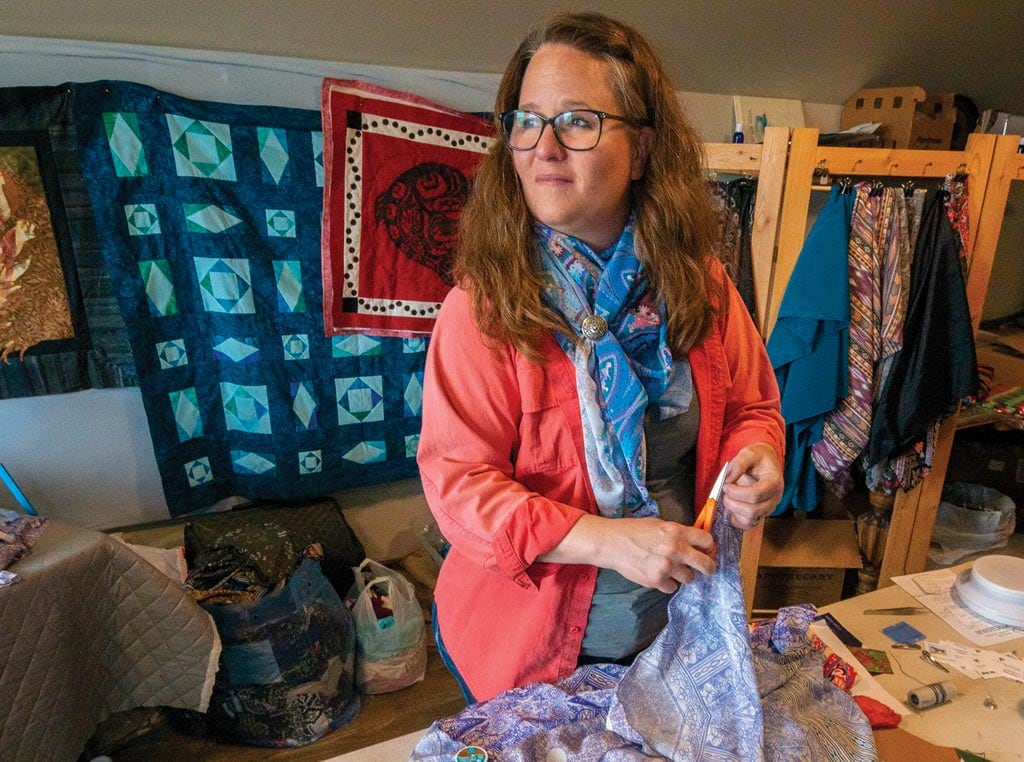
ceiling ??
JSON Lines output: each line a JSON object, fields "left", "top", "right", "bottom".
{"left": 4, "top": 0, "right": 1022, "bottom": 115}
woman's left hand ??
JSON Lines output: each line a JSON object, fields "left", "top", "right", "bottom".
{"left": 720, "top": 443, "right": 783, "bottom": 531}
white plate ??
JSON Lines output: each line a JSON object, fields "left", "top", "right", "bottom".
{"left": 971, "top": 555, "right": 1024, "bottom": 603}
{"left": 954, "top": 569, "right": 1024, "bottom": 627}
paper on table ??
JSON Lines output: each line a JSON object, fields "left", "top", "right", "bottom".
{"left": 892, "top": 568, "right": 1024, "bottom": 647}
{"left": 924, "top": 639, "right": 1024, "bottom": 682}
{"left": 323, "top": 729, "right": 425, "bottom": 761}
{"left": 809, "top": 622, "right": 909, "bottom": 717}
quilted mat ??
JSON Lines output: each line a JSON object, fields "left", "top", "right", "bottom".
{"left": 0, "top": 521, "right": 220, "bottom": 762}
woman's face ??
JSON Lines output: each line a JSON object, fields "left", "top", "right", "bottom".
{"left": 512, "top": 43, "right": 650, "bottom": 252}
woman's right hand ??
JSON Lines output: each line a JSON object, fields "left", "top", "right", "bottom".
{"left": 539, "top": 514, "right": 717, "bottom": 593}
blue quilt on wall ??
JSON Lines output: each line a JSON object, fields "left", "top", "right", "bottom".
{"left": 73, "top": 81, "right": 423, "bottom": 516}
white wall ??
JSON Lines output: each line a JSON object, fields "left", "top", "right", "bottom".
{"left": 0, "top": 35, "right": 841, "bottom": 555}
{"left": 2, "top": 388, "right": 163, "bottom": 524}
{"left": 982, "top": 182, "right": 1024, "bottom": 323}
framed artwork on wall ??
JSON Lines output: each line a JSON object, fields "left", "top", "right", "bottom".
{"left": 0, "top": 130, "right": 85, "bottom": 362}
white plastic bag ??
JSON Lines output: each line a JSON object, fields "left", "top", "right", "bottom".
{"left": 929, "top": 482, "right": 1017, "bottom": 566}
{"left": 346, "top": 558, "right": 427, "bottom": 694}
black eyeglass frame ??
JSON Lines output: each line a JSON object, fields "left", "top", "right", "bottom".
{"left": 498, "top": 108, "right": 648, "bottom": 152}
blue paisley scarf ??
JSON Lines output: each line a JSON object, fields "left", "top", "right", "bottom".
{"left": 537, "top": 217, "right": 689, "bottom": 518}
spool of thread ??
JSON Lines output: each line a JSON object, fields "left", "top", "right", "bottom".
{"left": 907, "top": 681, "right": 957, "bottom": 709}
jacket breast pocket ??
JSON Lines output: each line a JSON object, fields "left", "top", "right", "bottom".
{"left": 513, "top": 361, "right": 579, "bottom": 477}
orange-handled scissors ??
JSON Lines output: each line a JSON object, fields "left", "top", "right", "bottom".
{"left": 695, "top": 461, "right": 729, "bottom": 532}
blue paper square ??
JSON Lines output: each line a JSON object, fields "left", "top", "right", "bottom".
{"left": 882, "top": 621, "right": 926, "bottom": 644}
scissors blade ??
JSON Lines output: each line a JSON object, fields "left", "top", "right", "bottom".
{"left": 864, "top": 607, "right": 929, "bottom": 615}
{"left": 922, "top": 650, "right": 950, "bottom": 672}
{"left": 710, "top": 461, "right": 730, "bottom": 502}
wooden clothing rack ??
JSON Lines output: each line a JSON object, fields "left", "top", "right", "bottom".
{"left": 703, "top": 125, "right": 789, "bottom": 614}
{"left": 761, "top": 128, "right": 1010, "bottom": 591}
{"left": 691, "top": 128, "right": 1018, "bottom": 614}
{"left": 768, "top": 127, "right": 998, "bottom": 337}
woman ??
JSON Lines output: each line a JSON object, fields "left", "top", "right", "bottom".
{"left": 417, "top": 12, "right": 785, "bottom": 703}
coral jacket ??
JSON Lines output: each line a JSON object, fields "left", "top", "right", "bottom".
{"left": 417, "top": 268, "right": 784, "bottom": 702}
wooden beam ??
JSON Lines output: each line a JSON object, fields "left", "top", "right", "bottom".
{"left": 764, "top": 126, "right": 818, "bottom": 339}
{"left": 966, "top": 134, "right": 1023, "bottom": 332}
{"left": 877, "top": 414, "right": 959, "bottom": 586}
{"left": 740, "top": 520, "right": 765, "bottom": 617}
{"left": 749, "top": 126, "right": 789, "bottom": 339}
{"left": 704, "top": 127, "right": 791, "bottom": 616}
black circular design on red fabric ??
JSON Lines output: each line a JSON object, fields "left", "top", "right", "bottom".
{"left": 373, "top": 162, "right": 468, "bottom": 286}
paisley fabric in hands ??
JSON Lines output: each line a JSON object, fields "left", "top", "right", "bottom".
{"left": 412, "top": 505, "right": 878, "bottom": 761}
{"left": 605, "top": 503, "right": 763, "bottom": 759}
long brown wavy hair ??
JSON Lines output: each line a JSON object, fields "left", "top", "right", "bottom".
{"left": 455, "top": 11, "right": 722, "bottom": 361}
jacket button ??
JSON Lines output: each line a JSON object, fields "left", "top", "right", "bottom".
{"left": 569, "top": 626, "right": 581, "bottom": 634}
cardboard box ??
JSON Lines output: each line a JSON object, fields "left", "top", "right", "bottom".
{"left": 979, "top": 109, "right": 1024, "bottom": 136}
{"left": 753, "top": 517, "right": 862, "bottom": 613}
{"left": 841, "top": 86, "right": 956, "bottom": 150}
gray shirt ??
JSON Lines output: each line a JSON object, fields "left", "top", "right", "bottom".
{"left": 579, "top": 390, "right": 700, "bottom": 660}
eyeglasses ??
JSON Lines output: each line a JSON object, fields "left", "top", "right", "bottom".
{"left": 498, "top": 109, "right": 645, "bottom": 151}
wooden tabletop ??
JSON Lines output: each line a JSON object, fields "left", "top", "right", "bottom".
{"left": 822, "top": 569, "right": 1024, "bottom": 760}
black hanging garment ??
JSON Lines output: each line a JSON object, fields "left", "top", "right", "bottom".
{"left": 728, "top": 177, "right": 758, "bottom": 320}
{"left": 864, "top": 189, "right": 978, "bottom": 466}
{"left": 710, "top": 178, "right": 758, "bottom": 321}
